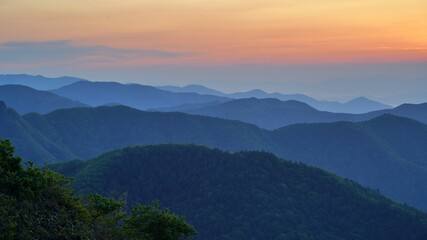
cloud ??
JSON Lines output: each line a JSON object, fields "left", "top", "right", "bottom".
{"left": 0, "top": 40, "right": 190, "bottom": 65}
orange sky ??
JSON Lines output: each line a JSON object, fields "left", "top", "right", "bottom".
{"left": 1, "top": 0, "right": 427, "bottom": 65}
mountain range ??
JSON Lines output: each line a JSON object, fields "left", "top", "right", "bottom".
{"left": 2, "top": 81, "right": 424, "bottom": 130}
{"left": 50, "top": 144, "right": 427, "bottom": 240}
{"left": 0, "top": 74, "right": 83, "bottom": 90}
{"left": 157, "top": 84, "right": 392, "bottom": 113}
{"left": 2, "top": 102, "right": 427, "bottom": 211}
{"left": 1, "top": 74, "right": 392, "bottom": 114}
{"left": 51, "top": 81, "right": 230, "bottom": 110}
{"left": 0, "top": 84, "right": 88, "bottom": 114}
{"left": 172, "top": 97, "right": 427, "bottom": 129}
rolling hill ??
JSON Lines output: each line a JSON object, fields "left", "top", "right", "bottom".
{"left": 0, "top": 74, "right": 83, "bottom": 90}
{"left": 50, "top": 144, "right": 427, "bottom": 240}
{"left": 0, "top": 85, "right": 88, "bottom": 114}
{"left": 157, "top": 84, "right": 392, "bottom": 113}
{"left": 0, "top": 102, "right": 73, "bottom": 163}
{"left": 1, "top": 103, "right": 427, "bottom": 210}
{"left": 51, "top": 81, "right": 230, "bottom": 110}
{"left": 177, "top": 98, "right": 427, "bottom": 129}
{"left": 180, "top": 98, "right": 364, "bottom": 129}
{"left": 365, "top": 102, "right": 427, "bottom": 124}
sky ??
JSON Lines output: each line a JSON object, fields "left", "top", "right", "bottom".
{"left": 1, "top": 0, "right": 427, "bottom": 104}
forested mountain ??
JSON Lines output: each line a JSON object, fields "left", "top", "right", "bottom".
{"left": 51, "top": 81, "right": 230, "bottom": 110}
{"left": 0, "top": 102, "right": 73, "bottom": 163}
{"left": 22, "top": 105, "right": 270, "bottom": 162}
{"left": 0, "top": 74, "right": 83, "bottom": 90}
{"left": 0, "top": 85, "right": 88, "bottom": 114}
{"left": 2, "top": 103, "right": 427, "bottom": 210}
{"left": 271, "top": 115, "right": 427, "bottom": 211}
{"left": 180, "top": 98, "right": 363, "bottom": 129}
{"left": 177, "top": 98, "right": 427, "bottom": 129}
{"left": 0, "top": 139, "right": 196, "bottom": 239}
{"left": 365, "top": 102, "right": 427, "bottom": 124}
{"left": 51, "top": 144, "right": 427, "bottom": 240}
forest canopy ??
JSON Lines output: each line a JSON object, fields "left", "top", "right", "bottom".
{"left": 0, "top": 139, "right": 196, "bottom": 240}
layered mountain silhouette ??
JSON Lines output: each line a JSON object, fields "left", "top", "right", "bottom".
{"left": 0, "top": 85, "right": 88, "bottom": 114}
{"left": 0, "top": 74, "right": 83, "bottom": 90}
{"left": 157, "top": 84, "right": 392, "bottom": 113}
{"left": 174, "top": 98, "right": 427, "bottom": 129}
{"left": 157, "top": 84, "right": 227, "bottom": 96}
{"left": 51, "top": 145, "right": 427, "bottom": 240}
{"left": 0, "top": 102, "right": 73, "bottom": 163}
{"left": 365, "top": 102, "right": 427, "bottom": 124}
{"left": 179, "top": 98, "right": 360, "bottom": 129}
{"left": 51, "top": 81, "right": 230, "bottom": 110}
{"left": 1, "top": 102, "right": 427, "bottom": 210}
{"left": 2, "top": 74, "right": 391, "bottom": 113}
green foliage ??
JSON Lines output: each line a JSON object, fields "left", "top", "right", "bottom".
{"left": 52, "top": 144, "right": 427, "bottom": 240}
{"left": 84, "top": 193, "right": 126, "bottom": 239}
{"left": 0, "top": 139, "right": 196, "bottom": 240}
{"left": 0, "top": 140, "right": 86, "bottom": 239}
{"left": 3, "top": 101, "right": 427, "bottom": 211}
{"left": 123, "top": 201, "right": 196, "bottom": 240}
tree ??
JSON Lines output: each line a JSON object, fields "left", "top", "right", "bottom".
{"left": 0, "top": 139, "right": 197, "bottom": 239}
{"left": 123, "top": 201, "right": 197, "bottom": 240}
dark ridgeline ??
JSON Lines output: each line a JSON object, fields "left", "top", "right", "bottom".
{"left": 172, "top": 97, "right": 427, "bottom": 129}
{"left": 50, "top": 144, "right": 427, "bottom": 240}
{"left": 2, "top": 102, "right": 427, "bottom": 211}
{"left": 0, "top": 84, "right": 88, "bottom": 114}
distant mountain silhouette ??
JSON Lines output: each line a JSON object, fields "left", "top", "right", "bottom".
{"left": 172, "top": 98, "right": 427, "bottom": 129}
{"left": 158, "top": 85, "right": 392, "bottom": 113}
{"left": 51, "top": 144, "right": 427, "bottom": 240}
{"left": 52, "top": 81, "right": 230, "bottom": 109}
{"left": 1, "top": 102, "right": 427, "bottom": 210}
{"left": 3, "top": 74, "right": 391, "bottom": 113}
{"left": 180, "top": 98, "right": 362, "bottom": 129}
{"left": 0, "top": 74, "right": 83, "bottom": 90}
{"left": 226, "top": 90, "right": 393, "bottom": 113}
{"left": 0, "top": 85, "right": 88, "bottom": 114}
{"left": 365, "top": 102, "right": 427, "bottom": 124}
{"left": 157, "top": 84, "right": 227, "bottom": 96}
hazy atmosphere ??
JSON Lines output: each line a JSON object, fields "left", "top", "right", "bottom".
{"left": 1, "top": 0, "right": 426, "bottom": 104}
{"left": 2, "top": 1, "right": 427, "bottom": 239}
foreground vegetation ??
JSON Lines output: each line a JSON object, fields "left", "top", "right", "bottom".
{"left": 0, "top": 139, "right": 196, "bottom": 240}
{"left": 53, "top": 144, "right": 427, "bottom": 240}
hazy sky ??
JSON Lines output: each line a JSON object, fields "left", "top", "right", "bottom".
{"left": 1, "top": 0, "right": 426, "bottom": 104}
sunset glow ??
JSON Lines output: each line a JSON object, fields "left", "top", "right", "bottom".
{"left": 2, "top": 0, "right": 427, "bottom": 65}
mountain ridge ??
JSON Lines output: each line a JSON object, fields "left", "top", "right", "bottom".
{"left": 0, "top": 74, "right": 84, "bottom": 90}
{"left": 51, "top": 81, "right": 230, "bottom": 110}
{"left": 0, "top": 84, "right": 88, "bottom": 114}
{"left": 0, "top": 102, "right": 425, "bottom": 210}
{"left": 50, "top": 144, "right": 427, "bottom": 240}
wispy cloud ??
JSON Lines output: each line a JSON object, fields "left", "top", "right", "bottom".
{"left": 0, "top": 40, "right": 191, "bottom": 67}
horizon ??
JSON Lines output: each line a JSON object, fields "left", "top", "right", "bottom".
{"left": 1, "top": 0, "right": 427, "bottom": 104}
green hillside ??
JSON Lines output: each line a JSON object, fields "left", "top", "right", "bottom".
{"left": 23, "top": 105, "right": 270, "bottom": 160}
{"left": 51, "top": 144, "right": 427, "bottom": 240}
{"left": 0, "top": 102, "right": 73, "bottom": 163}
{"left": 1, "top": 103, "right": 427, "bottom": 211}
